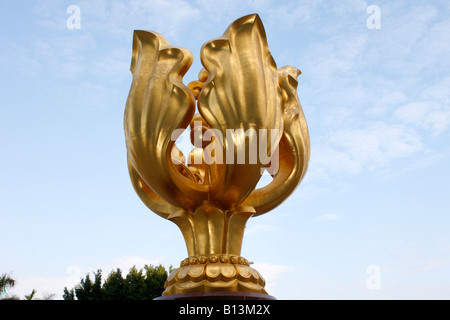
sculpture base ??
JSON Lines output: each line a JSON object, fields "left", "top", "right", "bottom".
{"left": 154, "top": 291, "right": 276, "bottom": 300}
{"left": 162, "top": 259, "right": 267, "bottom": 296}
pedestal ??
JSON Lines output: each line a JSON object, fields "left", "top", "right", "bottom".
{"left": 154, "top": 291, "right": 276, "bottom": 300}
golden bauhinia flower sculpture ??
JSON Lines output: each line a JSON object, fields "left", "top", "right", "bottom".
{"left": 124, "top": 13, "right": 310, "bottom": 297}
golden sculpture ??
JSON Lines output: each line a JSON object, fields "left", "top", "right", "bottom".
{"left": 124, "top": 14, "right": 310, "bottom": 297}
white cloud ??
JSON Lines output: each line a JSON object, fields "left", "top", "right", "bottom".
{"left": 395, "top": 100, "right": 450, "bottom": 136}
{"left": 252, "top": 262, "right": 296, "bottom": 296}
{"left": 112, "top": 255, "right": 163, "bottom": 272}
{"left": 89, "top": 47, "right": 130, "bottom": 81}
{"left": 264, "top": 1, "right": 315, "bottom": 28}
{"left": 9, "top": 276, "right": 67, "bottom": 300}
{"left": 245, "top": 224, "right": 274, "bottom": 236}
{"left": 253, "top": 263, "right": 294, "bottom": 280}
{"left": 73, "top": 0, "right": 201, "bottom": 41}
{"left": 422, "top": 77, "right": 450, "bottom": 103}
{"left": 306, "top": 33, "right": 368, "bottom": 85}
{"left": 0, "top": 40, "right": 43, "bottom": 77}
{"left": 385, "top": 258, "right": 450, "bottom": 277}
{"left": 411, "top": 12, "right": 450, "bottom": 72}
{"left": 296, "top": 3, "right": 450, "bottom": 186}
{"left": 314, "top": 123, "right": 424, "bottom": 176}
{"left": 317, "top": 213, "right": 339, "bottom": 221}
{"left": 366, "top": 91, "right": 408, "bottom": 117}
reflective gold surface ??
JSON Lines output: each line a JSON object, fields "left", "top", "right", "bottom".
{"left": 124, "top": 14, "right": 310, "bottom": 296}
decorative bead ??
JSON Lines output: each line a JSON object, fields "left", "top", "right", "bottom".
{"left": 181, "top": 258, "right": 189, "bottom": 267}
{"left": 180, "top": 255, "right": 252, "bottom": 266}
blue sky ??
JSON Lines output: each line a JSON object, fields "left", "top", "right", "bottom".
{"left": 1, "top": 0, "right": 449, "bottom": 299}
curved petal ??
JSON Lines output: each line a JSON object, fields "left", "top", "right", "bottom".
{"left": 243, "top": 66, "right": 310, "bottom": 216}
{"left": 127, "top": 156, "right": 180, "bottom": 219}
{"left": 124, "top": 30, "right": 206, "bottom": 212}
{"left": 198, "top": 14, "right": 284, "bottom": 208}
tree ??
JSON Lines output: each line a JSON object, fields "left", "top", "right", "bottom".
{"left": 143, "top": 265, "right": 167, "bottom": 300}
{"left": 104, "top": 268, "right": 125, "bottom": 300}
{"left": 123, "top": 266, "right": 145, "bottom": 300}
{"left": 74, "top": 269, "right": 105, "bottom": 300}
{"left": 0, "top": 273, "right": 16, "bottom": 299}
{"left": 41, "top": 293, "right": 56, "bottom": 300}
{"left": 63, "top": 287, "right": 75, "bottom": 300}
{"left": 24, "top": 289, "right": 37, "bottom": 300}
{"left": 1, "top": 273, "right": 55, "bottom": 300}
{"left": 64, "top": 264, "right": 168, "bottom": 300}
{"left": 91, "top": 269, "right": 104, "bottom": 300}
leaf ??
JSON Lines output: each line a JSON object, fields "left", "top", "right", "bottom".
{"left": 125, "top": 30, "right": 206, "bottom": 212}
{"left": 198, "top": 14, "right": 284, "bottom": 208}
{"left": 25, "top": 289, "right": 37, "bottom": 300}
{"left": 243, "top": 66, "right": 310, "bottom": 215}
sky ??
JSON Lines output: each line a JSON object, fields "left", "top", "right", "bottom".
{"left": 0, "top": 0, "right": 449, "bottom": 300}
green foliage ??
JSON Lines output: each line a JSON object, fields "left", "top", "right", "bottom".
{"left": 64, "top": 264, "right": 169, "bottom": 300}
{"left": 0, "top": 273, "right": 16, "bottom": 298}
{"left": 143, "top": 265, "right": 167, "bottom": 300}
{"left": 123, "top": 266, "right": 145, "bottom": 300}
{"left": 103, "top": 268, "right": 124, "bottom": 300}
{"left": 24, "top": 289, "right": 37, "bottom": 300}
{"left": 1, "top": 273, "right": 54, "bottom": 300}
{"left": 63, "top": 287, "right": 75, "bottom": 300}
